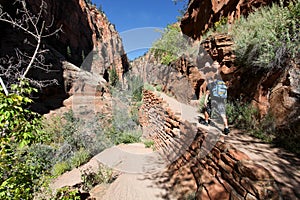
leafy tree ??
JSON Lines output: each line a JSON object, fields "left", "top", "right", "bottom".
{"left": 0, "top": 0, "right": 62, "bottom": 198}
{"left": 151, "top": 24, "right": 195, "bottom": 65}
{"left": 0, "top": 81, "right": 47, "bottom": 199}
{"left": 151, "top": 24, "right": 181, "bottom": 65}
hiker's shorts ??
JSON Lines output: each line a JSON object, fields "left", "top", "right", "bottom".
{"left": 203, "top": 105, "right": 212, "bottom": 116}
{"left": 211, "top": 99, "right": 226, "bottom": 116}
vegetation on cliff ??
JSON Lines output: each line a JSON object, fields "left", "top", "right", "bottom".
{"left": 209, "top": 2, "right": 300, "bottom": 70}
{"left": 150, "top": 24, "right": 197, "bottom": 65}
{"left": 232, "top": 2, "right": 299, "bottom": 70}
{"left": 150, "top": 24, "right": 182, "bottom": 65}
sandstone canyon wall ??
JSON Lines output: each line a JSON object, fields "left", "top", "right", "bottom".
{"left": 130, "top": 53, "right": 198, "bottom": 104}
{"left": 0, "top": 0, "right": 128, "bottom": 113}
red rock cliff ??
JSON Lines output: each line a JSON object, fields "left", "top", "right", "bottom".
{"left": 0, "top": 0, "right": 128, "bottom": 113}
{"left": 180, "top": 0, "right": 279, "bottom": 40}
{"left": 26, "top": 0, "right": 128, "bottom": 77}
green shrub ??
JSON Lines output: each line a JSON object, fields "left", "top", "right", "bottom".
{"left": 109, "top": 74, "right": 144, "bottom": 143}
{"left": 135, "top": 101, "right": 143, "bottom": 108}
{"left": 33, "top": 174, "right": 55, "bottom": 200}
{"left": 60, "top": 110, "right": 81, "bottom": 150}
{"left": 274, "top": 126, "right": 300, "bottom": 155}
{"left": 143, "top": 83, "right": 155, "bottom": 91}
{"left": 161, "top": 53, "right": 178, "bottom": 65}
{"left": 203, "top": 2, "right": 299, "bottom": 70}
{"left": 214, "top": 16, "right": 228, "bottom": 31}
{"left": 226, "top": 101, "right": 259, "bottom": 130}
{"left": 231, "top": 2, "right": 300, "bottom": 69}
{"left": 104, "top": 121, "right": 141, "bottom": 145}
{"left": 70, "top": 148, "right": 91, "bottom": 168}
{"left": 111, "top": 82, "right": 141, "bottom": 131}
{"left": 54, "top": 110, "right": 110, "bottom": 155}
{"left": 28, "top": 144, "right": 56, "bottom": 172}
{"left": 42, "top": 115, "right": 64, "bottom": 144}
{"left": 54, "top": 186, "right": 81, "bottom": 200}
{"left": 226, "top": 100, "right": 276, "bottom": 142}
{"left": 185, "top": 192, "right": 196, "bottom": 200}
{"left": 155, "top": 84, "right": 163, "bottom": 91}
{"left": 204, "top": 16, "right": 229, "bottom": 37}
{"left": 44, "top": 111, "right": 114, "bottom": 177}
{"left": 0, "top": 147, "right": 44, "bottom": 199}
{"left": 129, "top": 75, "right": 143, "bottom": 102}
{"left": 81, "top": 165, "right": 113, "bottom": 191}
{"left": 109, "top": 67, "right": 119, "bottom": 87}
{"left": 52, "top": 161, "right": 71, "bottom": 177}
{"left": 143, "top": 139, "right": 155, "bottom": 149}
{"left": 0, "top": 81, "right": 46, "bottom": 146}
{"left": 130, "top": 105, "right": 140, "bottom": 124}
{"left": 116, "top": 130, "right": 142, "bottom": 145}
{"left": 251, "top": 112, "right": 275, "bottom": 142}
{"left": 96, "top": 165, "right": 114, "bottom": 184}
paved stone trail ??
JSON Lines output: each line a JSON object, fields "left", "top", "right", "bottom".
{"left": 51, "top": 91, "right": 300, "bottom": 199}
{"left": 149, "top": 92, "right": 300, "bottom": 199}
{"left": 225, "top": 130, "right": 300, "bottom": 199}
{"left": 94, "top": 143, "right": 170, "bottom": 200}
{"left": 89, "top": 92, "right": 214, "bottom": 199}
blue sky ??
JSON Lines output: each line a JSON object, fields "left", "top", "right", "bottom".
{"left": 93, "top": 0, "right": 186, "bottom": 59}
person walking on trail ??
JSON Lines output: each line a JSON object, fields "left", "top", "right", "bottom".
{"left": 203, "top": 77, "right": 230, "bottom": 135}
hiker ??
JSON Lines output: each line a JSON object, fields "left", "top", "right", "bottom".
{"left": 203, "top": 76, "right": 230, "bottom": 135}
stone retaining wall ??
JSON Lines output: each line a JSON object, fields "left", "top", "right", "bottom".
{"left": 140, "top": 90, "right": 280, "bottom": 200}
{"left": 140, "top": 90, "right": 182, "bottom": 147}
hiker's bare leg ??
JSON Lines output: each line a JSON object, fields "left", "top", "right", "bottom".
{"left": 221, "top": 114, "right": 229, "bottom": 129}
{"left": 204, "top": 111, "right": 209, "bottom": 122}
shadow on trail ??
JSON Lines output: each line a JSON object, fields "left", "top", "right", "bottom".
{"left": 198, "top": 115, "right": 223, "bottom": 132}
{"left": 138, "top": 126, "right": 219, "bottom": 199}
{"left": 225, "top": 130, "right": 300, "bottom": 199}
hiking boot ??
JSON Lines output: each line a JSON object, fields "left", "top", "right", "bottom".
{"left": 204, "top": 121, "right": 209, "bottom": 126}
{"left": 224, "top": 128, "right": 230, "bottom": 135}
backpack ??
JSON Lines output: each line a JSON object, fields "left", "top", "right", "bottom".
{"left": 211, "top": 80, "right": 227, "bottom": 99}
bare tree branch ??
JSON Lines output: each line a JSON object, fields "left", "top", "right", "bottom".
{"left": 21, "top": 21, "right": 44, "bottom": 79}
{"left": 0, "top": 13, "right": 38, "bottom": 39}
{"left": 0, "top": 0, "right": 63, "bottom": 91}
